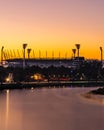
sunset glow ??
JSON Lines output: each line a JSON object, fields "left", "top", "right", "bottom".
{"left": 0, "top": 0, "right": 104, "bottom": 59}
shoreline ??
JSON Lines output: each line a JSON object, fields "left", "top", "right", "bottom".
{"left": 81, "top": 92, "right": 104, "bottom": 105}
{"left": 80, "top": 87, "right": 104, "bottom": 105}
{"left": 90, "top": 87, "right": 104, "bottom": 95}
{"left": 0, "top": 80, "right": 104, "bottom": 90}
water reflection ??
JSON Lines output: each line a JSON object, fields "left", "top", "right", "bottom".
{"left": 5, "top": 90, "right": 10, "bottom": 129}
{"left": 0, "top": 88, "right": 104, "bottom": 130}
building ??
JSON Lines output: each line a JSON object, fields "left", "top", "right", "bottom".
{"left": 4, "top": 57, "right": 85, "bottom": 68}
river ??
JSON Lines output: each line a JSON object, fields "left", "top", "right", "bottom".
{"left": 0, "top": 87, "right": 104, "bottom": 130}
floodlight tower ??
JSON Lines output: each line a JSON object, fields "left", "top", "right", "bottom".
{"left": 72, "top": 49, "right": 76, "bottom": 58}
{"left": 23, "top": 43, "right": 27, "bottom": 69}
{"left": 27, "top": 48, "right": 31, "bottom": 59}
{"left": 100, "top": 47, "right": 103, "bottom": 63}
{"left": 1, "top": 46, "right": 4, "bottom": 64}
{"left": 75, "top": 44, "right": 80, "bottom": 58}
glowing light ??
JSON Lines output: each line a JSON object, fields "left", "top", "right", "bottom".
{"left": 6, "top": 78, "right": 10, "bottom": 82}
{"left": 32, "top": 73, "right": 43, "bottom": 80}
{"left": 6, "top": 90, "right": 9, "bottom": 93}
{"left": 31, "top": 87, "right": 34, "bottom": 90}
{"left": 5, "top": 73, "right": 14, "bottom": 83}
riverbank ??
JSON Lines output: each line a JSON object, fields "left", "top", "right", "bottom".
{"left": 81, "top": 87, "right": 104, "bottom": 105}
{"left": 90, "top": 87, "right": 104, "bottom": 95}
{"left": 0, "top": 81, "right": 104, "bottom": 90}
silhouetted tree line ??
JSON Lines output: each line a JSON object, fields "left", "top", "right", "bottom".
{"left": 0, "top": 60, "right": 104, "bottom": 83}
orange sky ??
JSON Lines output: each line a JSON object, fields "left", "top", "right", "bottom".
{"left": 0, "top": 0, "right": 104, "bottom": 59}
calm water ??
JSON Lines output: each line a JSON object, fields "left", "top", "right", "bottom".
{"left": 0, "top": 87, "right": 104, "bottom": 130}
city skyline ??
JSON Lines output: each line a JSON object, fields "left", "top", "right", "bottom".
{"left": 0, "top": 0, "right": 104, "bottom": 59}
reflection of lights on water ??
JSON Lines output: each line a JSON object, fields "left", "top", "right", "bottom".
{"left": 6, "top": 90, "right": 9, "bottom": 93}
{"left": 5, "top": 89, "right": 10, "bottom": 129}
{"left": 31, "top": 87, "right": 34, "bottom": 92}
{"left": 31, "top": 87, "right": 34, "bottom": 90}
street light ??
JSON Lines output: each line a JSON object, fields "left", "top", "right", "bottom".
{"left": 75, "top": 44, "right": 80, "bottom": 58}
{"left": 23, "top": 43, "right": 27, "bottom": 69}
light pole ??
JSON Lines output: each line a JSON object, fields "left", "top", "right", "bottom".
{"left": 27, "top": 48, "right": 31, "bottom": 59}
{"left": 75, "top": 44, "right": 80, "bottom": 58}
{"left": 72, "top": 49, "right": 76, "bottom": 58}
{"left": 100, "top": 47, "right": 103, "bottom": 63}
{"left": 23, "top": 43, "right": 27, "bottom": 69}
{"left": 1, "top": 46, "right": 4, "bottom": 64}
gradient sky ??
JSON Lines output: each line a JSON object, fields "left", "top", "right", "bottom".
{"left": 0, "top": 0, "right": 104, "bottom": 59}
